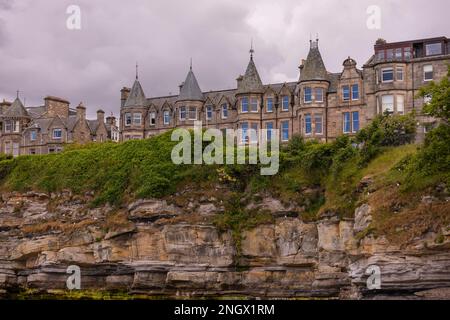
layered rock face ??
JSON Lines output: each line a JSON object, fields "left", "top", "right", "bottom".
{"left": 0, "top": 192, "right": 449, "bottom": 299}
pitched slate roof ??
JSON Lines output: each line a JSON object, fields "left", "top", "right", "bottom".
{"left": 87, "top": 119, "right": 100, "bottom": 134}
{"left": 238, "top": 56, "right": 264, "bottom": 93}
{"left": 2, "top": 97, "right": 30, "bottom": 118}
{"left": 299, "top": 41, "right": 328, "bottom": 82}
{"left": 178, "top": 67, "right": 204, "bottom": 101}
{"left": 124, "top": 79, "right": 146, "bottom": 107}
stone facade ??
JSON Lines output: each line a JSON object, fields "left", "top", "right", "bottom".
{"left": 120, "top": 36, "right": 450, "bottom": 143}
{"left": 0, "top": 96, "right": 119, "bottom": 156}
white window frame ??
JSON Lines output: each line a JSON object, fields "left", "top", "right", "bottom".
{"left": 381, "top": 95, "right": 394, "bottom": 113}
{"left": 396, "top": 95, "right": 405, "bottom": 115}
{"left": 133, "top": 113, "right": 142, "bottom": 125}
{"left": 314, "top": 114, "right": 323, "bottom": 134}
{"left": 241, "top": 97, "right": 249, "bottom": 113}
{"left": 179, "top": 106, "right": 187, "bottom": 121}
{"left": 304, "top": 114, "right": 312, "bottom": 135}
{"left": 281, "top": 96, "right": 289, "bottom": 111}
{"left": 125, "top": 113, "right": 132, "bottom": 126}
{"left": 315, "top": 88, "right": 324, "bottom": 103}
{"left": 250, "top": 98, "right": 258, "bottom": 113}
{"left": 351, "top": 84, "right": 359, "bottom": 101}
{"left": 281, "top": 121, "right": 289, "bottom": 142}
{"left": 149, "top": 112, "right": 156, "bottom": 126}
{"left": 30, "top": 130, "right": 37, "bottom": 141}
{"left": 381, "top": 68, "right": 394, "bottom": 83}
{"left": 5, "top": 120, "right": 12, "bottom": 133}
{"left": 188, "top": 106, "right": 197, "bottom": 120}
{"left": 266, "top": 97, "right": 273, "bottom": 112}
{"left": 221, "top": 104, "right": 228, "bottom": 119}
{"left": 163, "top": 110, "right": 170, "bottom": 125}
{"left": 424, "top": 65, "right": 433, "bottom": 82}
{"left": 205, "top": 105, "right": 213, "bottom": 120}
{"left": 343, "top": 112, "right": 351, "bottom": 134}
{"left": 53, "top": 128, "right": 62, "bottom": 140}
{"left": 396, "top": 67, "right": 404, "bottom": 81}
{"left": 304, "top": 87, "right": 312, "bottom": 103}
{"left": 342, "top": 85, "right": 350, "bottom": 101}
{"left": 13, "top": 121, "right": 20, "bottom": 133}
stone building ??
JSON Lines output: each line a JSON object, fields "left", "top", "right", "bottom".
{"left": 120, "top": 36, "right": 450, "bottom": 143}
{"left": 0, "top": 95, "right": 118, "bottom": 156}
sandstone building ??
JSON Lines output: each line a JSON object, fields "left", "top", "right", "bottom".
{"left": 120, "top": 36, "right": 450, "bottom": 143}
{"left": 0, "top": 95, "right": 119, "bottom": 156}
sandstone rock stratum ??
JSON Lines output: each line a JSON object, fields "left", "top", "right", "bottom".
{"left": 0, "top": 191, "right": 449, "bottom": 299}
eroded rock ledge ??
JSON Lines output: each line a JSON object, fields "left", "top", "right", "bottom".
{"left": 0, "top": 191, "right": 449, "bottom": 299}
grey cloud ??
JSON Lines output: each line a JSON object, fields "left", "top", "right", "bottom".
{"left": 0, "top": 0, "right": 449, "bottom": 118}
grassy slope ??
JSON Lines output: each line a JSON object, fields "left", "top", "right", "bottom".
{"left": 0, "top": 127, "right": 448, "bottom": 244}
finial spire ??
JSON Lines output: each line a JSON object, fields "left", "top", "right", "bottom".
{"left": 135, "top": 62, "right": 139, "bottom": 80}
{"left": 190, "top": 57, "right": 192, "bottom": 71}
{"left": 249, "top": 38, "right": 254, "bottom": 58}
{"left": 16, "top": 90, "right": 19, "bottom": 99}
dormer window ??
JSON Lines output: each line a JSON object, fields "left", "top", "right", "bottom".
{"left": 351, "top": 84, "right": 359, "bottom": 101}
{"left": 30, "top": 131, "right": 37, "bottom": 141}
{"left": 266, "top": 97, "right": 273, "bottom": 112}
{"left": 163, "top": 110, "right": 170, "bottom": 125}
{"left": 281, "top": 96, "right": 289, "bottom": 111}
{"left": 221, "top": 104, "right": 228, "bottom": 119}
{"left": 53, "top": 128, "right": 62, "bottom": 139}
{"left": 342, "top": 86, "right": 350, "bottom": 101}
{"left": 206, "top": 105, "right": 213, "bottom": 120}
{"left": 149, "top": 112, "right": 156, "bottom": 125}
{"left": 425, "top": 43, "right": 442, "bottom": 56}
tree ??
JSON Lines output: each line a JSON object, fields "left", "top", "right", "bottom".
{"left": 418, "top": 65, "right": 450, "bottom": 123}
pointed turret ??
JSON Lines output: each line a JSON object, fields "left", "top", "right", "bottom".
{"left": 3, "top": 96, "right": 29, "bottom": 118}
{"left": 299, "top": 39, "right": 328, "bottom": 83}
{"left": 177, "top": 65, "right": 204, "bottom": 102}
{"left": 124, "top": 65, "right": 146, "bottom": 107}
{"left": 237, "top": 47, "right": 264, "bottom": 93}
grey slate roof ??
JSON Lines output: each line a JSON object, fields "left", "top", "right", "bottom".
{"left": 299, "top": 42, "right": 328, "bottom": 82}
{"left": 87, "top": 119, "right": 100, "bottom": 134}
{"left": 238, "top": 56, "right": 264, "bottom": 93}
{"left": 124, "top": 79, "right": 146, "bottom": 107}
{"left": 178, "top": 68, "right": 204, "bottom": 101}
{"left": 2, "top": 97, "right": 30, "bottom": 118}
{"left": 26, "top": 106, "right": 46, "bottom": 118}
{"left": 25, "top": 118, "right": 53, "bottom": 132}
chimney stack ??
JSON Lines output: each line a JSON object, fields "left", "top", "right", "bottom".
{"left": 121, "top": 87, "right": 130, "bottom": 107}
{"left": 97, "top": 109, "right": 105, "bottom": 123}
{"left": 76, "top": 102, "right": 86, "bottom": 120}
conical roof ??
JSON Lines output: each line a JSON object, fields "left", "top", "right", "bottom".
{"left": 238, "top": 55, "right": 264, "bottom": 93}
{"left": 299, "top": 40, "right": 328, "bottom": 82}
{"left": 124, "top": 79, "right": 146, "bottom": 107}
{"left": 3, "top": 97, "right": 29, "bottom": 118}
{"left": 178, "top": 67, "right": 204, "bottom": 101}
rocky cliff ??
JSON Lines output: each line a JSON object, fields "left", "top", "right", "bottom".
{"left": 0, "top": 190, "right": 449, "bottom": 300}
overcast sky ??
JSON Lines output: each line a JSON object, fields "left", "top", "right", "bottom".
{"left": 0, "top": 0, "right": 449, "bottom": 117}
